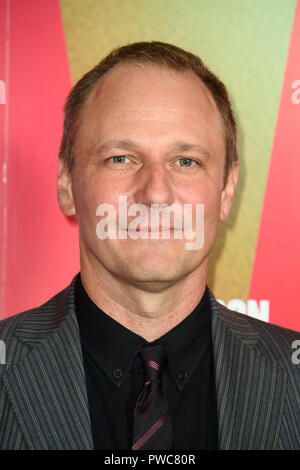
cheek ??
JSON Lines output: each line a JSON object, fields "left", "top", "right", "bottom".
{"left": 204, "top": 194, "right": 222, "bottom": 225}
{"left": 73, "top": 171, "right": 111, "bottom": 211}
{"left": 72, "top": 175, "right": 98, "bottom": 228}
{"left": 182, "top": 181, "right": 222, "bottom": 215}
{"left": 193, "top": 189, "right": 222, "bottom": 237}
{"left": 73, "top": 173, "right": 128, "bottom": 240}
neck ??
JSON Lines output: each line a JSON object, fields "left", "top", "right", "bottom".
{"left": 79, "top": 256, "right": 208, "bottom": 342}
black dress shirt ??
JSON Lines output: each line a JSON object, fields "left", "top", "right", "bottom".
{"left": 74, "top": 273, "right": 218, "bottom": 450}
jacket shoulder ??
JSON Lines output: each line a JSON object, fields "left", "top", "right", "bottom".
{"left": 0, "top": 274, "right": 78, "bottom": 344}
{"left": 216, "top": 298, "right": 300, "bottom": 337}
{"left": 211, "top": 295, "right": 300, "bottom": 369}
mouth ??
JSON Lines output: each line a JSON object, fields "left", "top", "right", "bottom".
{"left": 127, "top": 226, "right": 181, "bottom": 233}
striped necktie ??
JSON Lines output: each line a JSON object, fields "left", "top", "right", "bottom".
{"left": 132, "top": 343, "right": 173, "bottom": 450}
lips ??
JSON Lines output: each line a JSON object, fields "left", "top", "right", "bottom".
{"left": 127, "top": 226, "right": 180, "bottom": 232}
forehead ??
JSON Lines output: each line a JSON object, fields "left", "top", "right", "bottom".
{"left": 86, "top": 62, "right": 219, "bottom": 116}
{"left": 77, "top": 63, "right": 225, "bottom": 153}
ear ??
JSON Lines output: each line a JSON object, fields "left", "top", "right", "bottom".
{"left": 220, "top": 161, "right": 239, "bottom": 221}
{"left": 57, "top": 159, "right": 76, "bottom": 216}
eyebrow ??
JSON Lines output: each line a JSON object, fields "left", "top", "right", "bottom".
{"left": 170, "top": 141, "right": 211, "bottom": 159}
{"left": 94, "top": 139, "right": 140, "bottom": 154}
{"left": 94, "top": 139, "right": 212, "bottom": 159}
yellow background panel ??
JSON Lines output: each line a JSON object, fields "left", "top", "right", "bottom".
{"left": 59, "top": 0, "right": 296, "bottom": 302}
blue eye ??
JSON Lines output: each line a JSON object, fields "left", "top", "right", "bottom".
{"left": 111, "top": 156, "right": 129, "bottom": 164}
{"left": 178, "top": 158, "right": 195, "bottom": 167}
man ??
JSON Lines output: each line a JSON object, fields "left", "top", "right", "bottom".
{"left": 0, "top": 41, "right": 299, "bottom": 450}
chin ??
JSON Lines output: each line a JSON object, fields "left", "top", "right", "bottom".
{"left": 118, "top": 257, "right": 192, "bottom": 291}
{"left": 125, "top": 274, "right": 180, "bottom": 293}
{"left": 128, "top": 261, "right": 178, "bottom": 279}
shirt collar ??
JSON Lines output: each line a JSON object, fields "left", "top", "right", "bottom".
{"left": 75, "top": 272, "right": 212, "bottom": 391}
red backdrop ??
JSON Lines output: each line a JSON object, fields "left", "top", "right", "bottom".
{"left": 1, "top": 0, "right": 300, "bottom": 332}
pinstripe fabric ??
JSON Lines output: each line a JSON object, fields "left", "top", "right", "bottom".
{"left": 0, "top": 275, "right": 299, "bottom": 449}
{"left": 0, "top": 387, "right": 26, "bottom": 449}
{"left": 0, "top": 278, "right": 93, "bottom": 450}
{"left": 209, "top": 294, "right": 300, "bottom": 449}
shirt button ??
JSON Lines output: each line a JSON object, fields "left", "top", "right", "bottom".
{"left": 112, "top": 368, "right": 123, "bottom": 379}
{"left": 178, "top": 370, "right": 188, "bottom": 381}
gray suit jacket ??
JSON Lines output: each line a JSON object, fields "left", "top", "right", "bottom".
{"left": 0, "top": 274, "right": 299, "bottom": 449}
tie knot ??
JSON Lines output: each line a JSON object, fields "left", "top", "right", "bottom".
{"left": 140, "top": 344, "right": 168, "bottom": 384}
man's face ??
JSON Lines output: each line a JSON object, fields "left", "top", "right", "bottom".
{"left": 58, "top": 64, "right": 238, "bottom": 291}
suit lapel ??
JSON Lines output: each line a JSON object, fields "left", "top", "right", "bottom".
{"left": 3, "top": 277, "right": 93, "bottom": 450}
{"left": 209, "top": 293, "right": 287, "bottom": 449}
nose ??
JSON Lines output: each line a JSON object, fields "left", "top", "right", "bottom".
{"left": 133, "top": 163, "right": 175, "bottom": 207}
